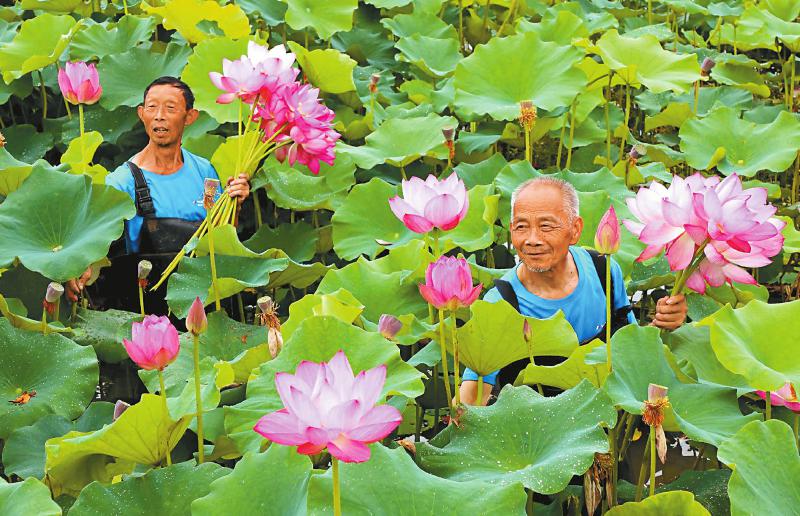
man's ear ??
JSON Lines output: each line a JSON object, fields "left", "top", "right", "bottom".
{"left": 137, "top": 105, "right": 144, "bottom": 122}
{"left": 570, "top": 216, "right": 584, "bottom": 245}
{"left": 184, "top": 108, "right": 199, "bottom": 126}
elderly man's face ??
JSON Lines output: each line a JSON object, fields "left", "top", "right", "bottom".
{"left": 510, "top": 184, "right": 583, "bottom": 273}
{"left": 137, "top": 84, "right": 198, "bottom": 148}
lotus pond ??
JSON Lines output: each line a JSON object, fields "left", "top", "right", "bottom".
{"left": 1, "top": 0, "right": 800, "bottom": 514}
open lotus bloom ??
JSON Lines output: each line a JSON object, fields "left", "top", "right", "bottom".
{"left": 594, "top": 205, "right": 621, "bottom": 255}
{"left": 122, "top": 315, "right": 180, "bottom": 371}
{"left": 419, "top": 256, "right": 482, "bottom": 311}
{"left": 208, "top": 56, "right": 266, "bottom": 104}
{"left": 624, "top": 174, "right": 784, "bottom": 293}
{"left": 756, "top": 383, "right": 800, "bottom": 413}
{"left": 58, "top": 61, "right": 102, "bottom": 105}
{"left": 253, "top": 350, "right": 402, "bottom": 463}
{"left": 389, "top": 174, "right": 469, "bottom": 233}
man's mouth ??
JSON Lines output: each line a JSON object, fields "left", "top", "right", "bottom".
{"left": 152, "top": 127, "right": 168, "bottom": 134}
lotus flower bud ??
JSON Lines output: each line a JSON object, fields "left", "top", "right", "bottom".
{"left": 58, "top": 61, "right": 102, "bottom": 105}
{"left": 519, "top": 100, "right": 537, "bottom": 131}
{"left": 378, "top": 314, "right": 403, "bottom": 340}
{"left": 186, "top": 297, "right": 208, "bottom": 336}
{"left": 45, "top": 282, "right": 64, "bottom": 304}
{"left": 756, "top": 382, "right": 800, "bottom": 413}
{"left": 628, "top": 144, "right": 646, "bottom": 161}
{"left": 523, "top": 320, "right": 532, "bottom": 343}
{"left": 0, "top": 131, "right": 5, "bottom": 148}
{"left": 368, "top": 73, "right": 380, "bottom": 94}
{"left": 419, "top": 256, "right": 483, "bottom": 311}
{"left": 643, "top": 383, "right": 670, "bottom": 464}
{"left": 123, "top": 315, "right": 180, "bottom": 371}
{"left": 258, "top": 296, "right": 283, "bottom": 358}
{"left": 594, "top": 205, "right": 621, "bottom": 255}
{"left": 113, "top": 400, "right": 130, "bottom": 421}
{"left": 700, "top": 57, "right": 715, "bottom": 76}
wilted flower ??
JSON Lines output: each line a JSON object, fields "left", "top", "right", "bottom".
{"left": 642, "top": 383, "right": 669, "bottom": 463}
{"left": 519, "top": 100, "right": 536, "bottom": 131}
{"left": 419, "top": 256, "right": 482, "bottom": 311}
{"left": 442, "top": 126, "right": 456, "bottom": 161}
{"left": 756, "top": 383, "right": 800, "bottom": 413}
{"left": 123, "top": 315, "right": 180, "bottom": 371}
{"left": 186, "top": 297, "right": 208, "bottom": 337}
{"left": 628, "top": 144, "right": 646, "bottom": 162}
{"left": 378, "top": 314, "right": 403, "bottom": 340}
{"left": 700, "top": 57, "right": 715, "bottom": 76}
{"left": 257, "top": 296, "right": 283, "bottom": 358}
{"left": 0, "top": 131, "right": 5, "bottom": 148}
{"left": 594, "top": 205, "right": 621, "bottom": 255}
{"left": 368, "top": 73, "right": 380, "bottom": 94}
{"left": 43, "top": 282, "right": 64, "bottom": 315}
{"left": 389, "top": 174, "right": 469, "bottom": 233}
{"left": 253, "top": 350, "right": 402, "bottom": 463}
{"left": 58, "top": 61, "right": 102, "bottom": 105}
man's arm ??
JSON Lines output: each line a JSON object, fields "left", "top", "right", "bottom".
{"left": 610, "top": 257, "right": 687, "bottom": 330}
{"left": 460, "top": 380, "right": 493, "bottom": 406}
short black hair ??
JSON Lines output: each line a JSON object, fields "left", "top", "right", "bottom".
{"left": 142, "top": 76, "right": 195, "bottom": 110}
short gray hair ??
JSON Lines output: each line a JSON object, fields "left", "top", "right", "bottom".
{"left": 510, "top": 177, "right": 580, "bottom": 223}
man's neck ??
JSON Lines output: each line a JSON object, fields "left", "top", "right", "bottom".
{"left": 134, "top": 142, "right": 184, "bottom": 175}
{"left": 516, "top": 249, "right": 579, "bottom": 299}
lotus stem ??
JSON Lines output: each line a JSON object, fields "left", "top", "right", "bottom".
{"left": 618, "top": 413, "right": 636, "bottom": 461}
{"left": 793, "top": 413, "right": 799, "bottom": 447}
{"left": 437, "top": 308, "right": 454, "bottom": 417}
{"left": 63, "top": 95, "right": 72, "bottom": 120}
{"left": 605, "top": 74, "right": 613, "bottom": 163}
{"left": 451, "top": 312, "right": 460, "bottom": 406}
{"left": 649, "top": 426, "right": 656, "bottom": 497}
{"left": 618, "top": 84, "right": 631, "bottom": 161}
{"left": 458, "top": 0, "right": 464, "bottom": 50}
{"left": 497, "top": 0, "right": 517, "bottom": 35}
{"left": 733, "top": 22, "right": 737, "bottom": 55}
{"left": 791, "top": 54, "right": 796, "bottom": 112}
{"left": 138, "top": 285, "right": 145, "bottom": 317}
{"left": 476, "top": 377, "right": 484, "bottom": 406}
{"left": 647, "top": 0, "right": 652, "bottom": 24}
{"left": 37, "top": 70, "right": 47, "bottom": 127}
{"left": 122, "top": 0, "right": 129, "bottom": 15}
{"left": 671, "top": 240, "right": 709, "bottom": 296}
{"left": 208, "top": 229, "right": 221, "bottom": 312}
{"left": 606, "top": 257, "right": 612, "bottom": 373}
{"left": 565, "top": 100, "right": 576, "bottom": 169}
{"left": 556, "top": 117, "right": 566, "bottom": 169}
{"left": 635, "top": 436, "right": 650, "bottom": 502}
{"left": 193, "top": 333, "right": 205, "bottom": 464}
{"left": 78, "top": 104, "right": 85, "bottom": 167}
{"left": 524, "top": 126, "right": 532, "bottom": 164}
{"left": 40, "top": 311, "right": 48, "bottom": 335}
{"left": 693, "top": 81, "right": 699, "bottom": 115}
{"left": 400, "top": 165, "right": 407, "bottom": 180}
{"left": 253, "top": 189, "right": 263, "bottom": 228}
{"left": 332, "top": 457, "right": 342, "bottom": 516}
{"left": 158, "top": 370, "right": 172, "bottom": 466}
{"left": 609, "top": 424, "right": 618, "bottom": 507}
{"left": 482, "top": 0, "right": 491, "bottom": 37}
{"left": 432, "top": 363, "right": 440, "bottom": 433}
{"left": 765, "top": 390, "right": 771, "bottom": 421}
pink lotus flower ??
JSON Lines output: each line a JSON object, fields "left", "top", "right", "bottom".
{"left": 253, "top": 350, "right": 402, "bottom": 463}
{"left": 123, "top": 315, "right": 180, "bottom": 371}
{"left": 756, "top": 383, "right": 800, "bottom": 412}
{"left": 378, "top": 314, "right": 403, "bottom": 340}
{"left": 58, "top": 61, "right": 102, "bottom": 105}
{"left": 389, "top": 174, "right": 469, "bottom": 233}
{"left": 209, "top": 56, "right": 265, "bottom": 104}
{"left": 594, "top": 205, "right": 620, "bottom": 255}
{"left": 247, "top": 42, "right": 299, "bottom": 98}
{"left": 186, "top": 297, "right": 208, "bottom": 336}
{"left": 419, "top": 256, "right": 482, "bottom": 311}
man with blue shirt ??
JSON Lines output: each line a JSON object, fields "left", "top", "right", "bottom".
{"left": 65, "top": 77, "right": 250, "bottom": 304}
{"left": 460, "top": 177, "right": 687, "bottom": 405}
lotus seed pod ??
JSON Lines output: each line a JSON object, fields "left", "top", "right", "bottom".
{"left": 113, "top": 400, "right": 130, "bottom": 421}
{"left": 137, "top": 260, "right": 153, "bottom": 280}
{"left": 700, "top": 57, "right": 715, "bottom": 75}
{"left": 442, "top": 126, "right": 455, "bottom": 142}
{"left": 368, "top": 73, "right": 380, "bottom": 94}
{"left": 257, "top": 295, "right": 274, "bottom": 314}
{"left": 519, "top": 100, "right": 537, "bottom": 131}
{"left": 45, "top": 282, "right": 64, "bottom": 303}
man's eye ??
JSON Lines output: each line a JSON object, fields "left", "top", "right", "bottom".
{"left": 540, "top": 225, "right": 554, "bottom": 231}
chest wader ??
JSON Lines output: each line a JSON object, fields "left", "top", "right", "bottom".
{"left": 101, "top": 162, "right": 202, "bottom": 315}
{"left": 490, "top": 250, "right": 632, "bottom": 395}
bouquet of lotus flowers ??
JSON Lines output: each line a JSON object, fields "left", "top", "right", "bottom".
{"left": 152, "top": 41, "right": 340, "bottom": 292}
{"left": 624, "top": 173, "right": 785, "bottom": 295}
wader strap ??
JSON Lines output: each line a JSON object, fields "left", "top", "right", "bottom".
{"left": 127, "top": 161, "right": 156, "bottom": 218}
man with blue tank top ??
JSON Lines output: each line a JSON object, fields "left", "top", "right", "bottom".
{"left": 64, "top": 77, "right": 250, "bottom": 304}
{"left": 460, "top": 177, "right": 688, "bottom": 405}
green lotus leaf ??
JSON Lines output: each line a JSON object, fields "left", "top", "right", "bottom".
{"left": 518, "top": 10, "right": 590, "bottom": 44}
{"left": 594, "top": 29, "right": 700, "bottom": 93}
{"left": 258, "top": 153, "right": 356, "bottom": 211}
{"left": 452, "top": 153, "right": 508, "bottom": 188}
{"left": 702, "top": 299, "right": 800, "bottom": 392}
{"left": 45, "top": 104, "right": 140, "bottom": 146}
{"left": 282, "top": 288, "right": 364, "bottom": 338}
{"left": 711, "top": 19, "right": 777, "bottom": 52}
{"left": 0, "top": 294, "right": 67, "bottom": 334}
{"left": 283, "top": 0, "right": 357, "bottom": 39}
{"left": 664, "top": 323, "right": 752, "bottom": 395}
{"left": 453, "top": 32, "right": 586, "bottom": 120}
{"left": 0, "top": 477, "right": 61, "bottom": 516}
{"left": 309, "top": 444, "right": 527, "bottom": 514}
{"left": 395, "top": 34, "right": 462, "bottom": 78}
{"left": 193, "top": 446, "right": 311, "bottom": 515}
{"left": 2, "top": 124, "right": 54, "bottom": 163}
{"left": 0, "top": 13, "right": 79, "bottom": 84}
{"left": 607, "top": 491, "right": 710, "bottom": 515}
{"left": 718, "top": 420, "right": 800, "bottom": 516}
{"left": 644, "top": 102, "right": 695, "bottom": 131}
{"left": 70, "top": 461, "right": 229, "bottom": 516}
{"left": 765, "top": 0, "right": 800, "bottom": 19}
{"left": 287, "top": 42, "right": 356, "bottom": 94}
{"left": 244, "top": 222, "right": 318, "bottom": 262}
{"left": 454, "top": 299, "right": 578, "bottom": 376}
{"left": 455, "top": 129, "right": 504, "bottom": 157}
{"left": 781, "top": 215, "right": 800, "bottom": 253}
{"left": 2, "top": 403, "right": 113, "bottom": 480}
{"left": 97, "top": 42, "right": 192, "bottom": 110}
{"left": 619, "top": 469, "right": 731, "bottom": 514}
{"left": 0, "top": 74, "right": 32, "bottom": 105}
{"left": 0, "top": 319, "right": 98, "bottom": 440}
{"left": 603, "top": 325, "right": 760, "bottom": 446}
{"left": 182, "top": 37, "right": 251, "bottom": 124}
{"left": 69, "top": 15, "right": 156, "bottom": 61}
{"left": 381, "top": 11, "right": 457, "bottom": 39}
{"left": 417, "top": 381, "right": 616, "bottom": 493}
{"left": 0, "top": 167, "right": 134, "bottom": 282}
{"left": 143, "top": 0, "right": 249, "bottom": 43}
{"left": 44, "top": 393, "right": 193, "bottom": 497}
{"left": 576, "top": 191, "right": 644, "bottom": 277}
{"left": 317, "top": 256, "right": 429, "bottom": 322}
{"left": 339, "top": 113, "right": 457, "bottom": 169}
{"left": 438, "top": 183, "right": 500, "bottom": 253}
{"left": 710, "top": 61, "right": 771, "bottom": 98}
{"left": 60, "top": 130, "right": 108, "bottom": 183}
{"left": 236, "top": 0, "right": 287, "bottom": 24}
{"left": 70, "top": 308, "right": 141, "bottom": 364}
{"left": 523, "top": 339, "right": 608, "bottom": 390}
{"left": 738, "top": 6, "right": 800, "bottom": 53}
{"left": 224, "top": 316, "right": 425, "bottom": 454}
{"left": 19, "top": 0, "right": 92, "bottom": 14}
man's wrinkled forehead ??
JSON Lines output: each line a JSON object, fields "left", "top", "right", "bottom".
{"left": 511, "top": 184, "right": 571, "bottom": 222}
{"left": 143, "top": 84, "right": 186, "bottom": 107}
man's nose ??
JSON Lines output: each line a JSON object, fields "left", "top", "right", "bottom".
{"left": 523, "top": 227, "right": 545, "bottom": 246}
{"left": 154, "top": 106, "right": 167, "bottom": 120}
